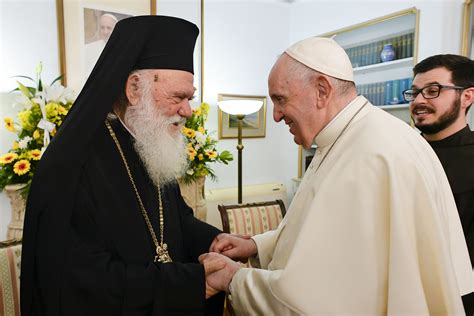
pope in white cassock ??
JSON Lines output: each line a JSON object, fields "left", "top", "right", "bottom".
{"left": 199, "top": 37, "right": 474, "bottom": 315}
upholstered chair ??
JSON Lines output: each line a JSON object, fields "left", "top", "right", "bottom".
{"left": 0, "top": 239, "right": 22, "bottom": 316}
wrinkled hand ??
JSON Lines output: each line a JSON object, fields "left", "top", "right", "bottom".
{"left": 199, "top": 252, "right": 240, "bottom": 293}
{"left": 203, "top": 255, "right": 226, "bottom": 298}
{"left": 209, "top": 233, "right": 257, "bottom": 262}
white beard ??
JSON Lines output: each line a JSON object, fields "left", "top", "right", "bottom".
{"left": 123, "top": 94, "right": 188, "bottom": 187}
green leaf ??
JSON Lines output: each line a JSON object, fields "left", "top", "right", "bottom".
{"left": 17, "top": 81, "right": 32, "bottom": 98}
{"left": 11, "top": 75, "right": 34, "bottom": 82}
{"left": 50, "top": 75, "right": 63, "bottom": 86}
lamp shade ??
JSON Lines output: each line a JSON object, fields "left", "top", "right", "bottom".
{"left": 217, "top": 99, "right": 263, "bottom": 115}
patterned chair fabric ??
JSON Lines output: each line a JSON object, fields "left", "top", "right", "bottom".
{"left": 218, "top": 200, "right": 286, "bottom": 235}
{"left": 218, "top": 200, "right": 286, "bottom": 316}
{"left": 0, "top": 240, "right": 22, "bottom": 316}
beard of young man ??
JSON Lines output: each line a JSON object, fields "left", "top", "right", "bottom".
{"left": 124, "top": 82, "right": 189, "bottom": 187}
{"left": 414, "top": 96, "right": 462, "bottom": 135}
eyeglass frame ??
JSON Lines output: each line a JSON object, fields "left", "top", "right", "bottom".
{"left": 402, "top": 84, "right": 467, "bottom": 102}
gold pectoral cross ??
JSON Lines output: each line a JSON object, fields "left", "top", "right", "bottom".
{"left": 154, "top": 243, "right": 172, "bottom": 263}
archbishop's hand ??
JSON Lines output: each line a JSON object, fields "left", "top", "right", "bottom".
{"left": 199, "top": 252, "right": 240, "bottom": 293}
{"left": 203, "top": 254, "right": 226, "bottom": 298}
{"left": 209, "top": 233, "right": 257, "bottom": 262}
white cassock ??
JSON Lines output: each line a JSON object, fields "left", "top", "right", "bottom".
{"left": 229, "top": 96, "right": 473, "bottom": 315}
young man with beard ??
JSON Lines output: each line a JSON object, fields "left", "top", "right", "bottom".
{"left": 406, "top": 54, "right": 474, "bottom": 315}
{"left": 199, "top": 37, "right": 473, "bottom": 315}
{"left": 21, "top": 16, "right": 225, "bottom": 316}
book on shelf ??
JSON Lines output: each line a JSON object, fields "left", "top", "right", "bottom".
{"left": 345, "top": 32, "right": 414, "bottom": 68}
{"left": 357, "top": 78, "right": 412, "bottom": 106}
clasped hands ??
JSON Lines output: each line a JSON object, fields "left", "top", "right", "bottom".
{"left": 199, "top": 233, "right": 257, "bottom": 298}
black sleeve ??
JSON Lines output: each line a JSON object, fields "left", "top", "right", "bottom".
{"left": 173, "top": 183, "right": 222, "bottom": 260}
{"left": 63, "top": 179, "right": 209, "bottom": 315}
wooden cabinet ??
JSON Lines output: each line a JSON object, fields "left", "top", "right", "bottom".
{"left": 296, "top": 8, "right": 419, "bottom": 179}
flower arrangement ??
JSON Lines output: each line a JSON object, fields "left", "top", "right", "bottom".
{"left": 0, "top": 63, "right": 74, "bottom": 194}
{"left": 181, "top": 102, "right": 233, "bottom": 183}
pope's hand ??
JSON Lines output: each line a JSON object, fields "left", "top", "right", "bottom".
{"left": 199, "top": 252, "right": 240, "bottom": 293}
{"left": 209, "top": 233, "right": 257, "bottom": 262}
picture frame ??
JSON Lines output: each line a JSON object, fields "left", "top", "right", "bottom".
{"left": 462, "top": 0, "right": 474, "bottom": 58}
{"left": 217, "top": 93, "right": 267, "bottom": 139}
{"left": 56, "top": 0, "right": 156, "bottom": 93}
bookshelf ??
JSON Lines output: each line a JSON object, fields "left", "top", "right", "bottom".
{"left": 296, "top": 8, "right": 419, "bottom": 179}
{"left": 353, "top": 57, "right": 413, "bottom": 75}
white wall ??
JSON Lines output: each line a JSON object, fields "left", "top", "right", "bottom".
{"left": 202, "top": 0, "right": 296, "bottom": 197}
{"left": 0, "top": 0, "right": 469, "bottom": 238}
{"left": 0, "top": 0, "right": 59, "bottom": 238}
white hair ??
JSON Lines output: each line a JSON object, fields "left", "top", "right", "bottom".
{"left": 286, "top": 54, "right": 355, "bottom": 96}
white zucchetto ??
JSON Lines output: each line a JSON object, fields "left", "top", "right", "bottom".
{"left": 285, "top": 37, "right": 354, "bottom": 82}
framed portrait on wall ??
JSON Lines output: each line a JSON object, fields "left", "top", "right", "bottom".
{"left": 56, "top": 0, "right": 156, "bottom": 93}
{"left": 217, "top": 93, "right": 267, "bottom": 139}
{"left": 462, "top": 0, "right": 474, "bottom": 58}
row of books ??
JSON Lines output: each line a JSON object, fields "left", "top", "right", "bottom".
{"left": 345, "top": 33, "right": 415, "bottom": 68}
{"left": 356, "top": 78, "right": 413, "bottom": 106}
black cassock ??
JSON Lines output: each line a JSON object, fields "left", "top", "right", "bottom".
{"left": 23, "top": 118, "right": 224, "bottom": 315}
{"left": 428, "top": 125, "right": 474, "bottom": 314}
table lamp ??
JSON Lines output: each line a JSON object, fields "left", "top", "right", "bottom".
{"left": 217, "top": 99, "right": 263, "bottom": 204}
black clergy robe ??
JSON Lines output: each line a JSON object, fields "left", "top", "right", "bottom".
{"left": 428, "top": 126, "right": 474, "bottom": 265}
{"left": 26, "top": 118, "right": 224, "bottom": 315}
{"left": 427, "top": 125, "right": 474, "bottom": 314}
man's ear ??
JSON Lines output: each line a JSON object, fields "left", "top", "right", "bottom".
{"left": 125, "top": 73, "right": 141, "bottom": 106}
{"left": 461, "top": 87, "right": 474, "bottom": 112}
{"left": 315, "top": 75, "right": 332, "bottom": 109}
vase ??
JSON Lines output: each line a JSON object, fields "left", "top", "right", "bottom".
{"left": 380, "top": 43, "right": 395, "bottom": 62}
{"left": 5, "top": 183, "right": 27, "bottom": 240}
{"left": 177, "top": 177, "right": 208, "bottom": 222}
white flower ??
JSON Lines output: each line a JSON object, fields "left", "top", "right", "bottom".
{"left": 13, "top": 94, "right": 33, "bottom": 109}
{"left": 44, "top": 84, "right": 75, "bottom": 104}
{"left": 18, "top": 136, "right": 32, "bottom": 149}
{"left": 195, "top": 131, "right": 207, "bottom": 146}
{"left": 186, "top": 169, "right": 194, "bottom": 175}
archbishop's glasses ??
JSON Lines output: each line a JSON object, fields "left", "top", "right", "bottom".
{"left": 402, "top": 84, "right": 466, "bottom": 102}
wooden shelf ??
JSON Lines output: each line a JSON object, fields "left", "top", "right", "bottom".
{"left": 353, "top": 57, "right": 413, "bottom": 75}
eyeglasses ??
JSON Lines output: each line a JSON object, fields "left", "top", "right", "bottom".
{"left": 402, "top": 84, "right": 466, "bottom": 102}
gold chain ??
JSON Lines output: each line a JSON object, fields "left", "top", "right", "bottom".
{"left": 105, "top": 119, "right": 172, "bottom": 263}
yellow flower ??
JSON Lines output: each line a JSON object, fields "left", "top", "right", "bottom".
{"left": 187, "top": 147, "right": 197, "bottom": 160}
{"left": 200, "top": 102, "right": 210, "bottom": 115}
{"left": 194, "top": 108, "right": 202, "bottom": 116}
{"left": 198, "top": 153, "right": 204, "bottom": 161}
{"left": 4, "top": 117, "right": 15, "bottom": 132}
{"left": 45, "top": 102, "right": 59, "bottom": 118}
{"left": 182, "top": 127, "right": 195, "bottom": 138}
{"left": 198, "top": 126, "right": 205, "bottom": 134}
{"left": 0, "top": 153, "right": 18, "bottom": 164}
{"left": 33, "top": 130, "right": 41, "bottom": 139}
{"left": 205, "top": 150, "right": 218, "bottom": 159}
{"left": 13, "top": 159, "right": 30, "bottom": 175}
{"left": 50, "top": 128, "right": 56, "bottom": 136}
{"left": 18, "top": 110, "right": 33, "bottom": 130}
{"left": 58, "top": 105, "right": 68, "bottom": 115}
{"left": 29, "top": 149, "right": 42, "bottom": 160}
{"left": 12, "top": 141, "right": 19, "bottom": 150}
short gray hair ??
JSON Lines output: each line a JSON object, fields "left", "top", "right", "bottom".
{"left": 286, "top": 55, "right": 355, "bottom": 97}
